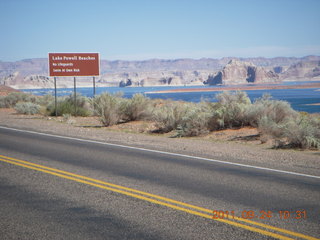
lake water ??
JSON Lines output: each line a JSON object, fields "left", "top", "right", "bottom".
{"left": 22, "top": 82, "right": 320, "bottom": 113}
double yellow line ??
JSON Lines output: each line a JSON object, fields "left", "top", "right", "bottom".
{"left": 0, "top": 154, "right": 318, "bottom": 240}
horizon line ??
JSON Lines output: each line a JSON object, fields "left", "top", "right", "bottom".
{"left": 1, "top": 54, "right": 320, "bottom": 63}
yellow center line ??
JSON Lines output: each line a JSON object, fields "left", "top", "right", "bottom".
{"left": 1, "top": 155, "right": 315, "bottom": 240}
{"left": 0, "top": 155, "right": 318, "bottom": 240}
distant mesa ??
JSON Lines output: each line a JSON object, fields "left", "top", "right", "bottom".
{"left": 280, "top": 60, "right": 320, "bottom": 79}
{"left": 1, "top": 56, "right": 320, "bottom": 89}
{"left": 204, "top": 59, "right": 279, "bottom": 85}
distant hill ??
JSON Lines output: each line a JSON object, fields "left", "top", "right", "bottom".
{"left": 1, "top": 56, "right": 320, "bottom": 89}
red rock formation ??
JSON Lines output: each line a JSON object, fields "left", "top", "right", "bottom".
{"left": 205, "top": 60, "right": 279, "bottom": 85}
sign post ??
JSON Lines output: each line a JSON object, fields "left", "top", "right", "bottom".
{"left": 74, "top": 76, "right": 77, "bottom": 116}
{"left": 54, "top": 77, "right": 57, "bottom": 116}
{"left": 48, "top": 53, "right": 100, "bottom": 116}
{"left": 93, "top": 76, "right": 96, "bottom": 97}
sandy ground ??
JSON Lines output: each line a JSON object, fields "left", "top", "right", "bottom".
{"left": 0, "top": 108, "right": 319, "bottom": 177}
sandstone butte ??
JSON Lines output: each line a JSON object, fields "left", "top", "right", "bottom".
{"left": 204, "top": 59, "right": 279, "bottom": 85}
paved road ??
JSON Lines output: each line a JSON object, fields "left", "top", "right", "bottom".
{"left": 0, "top": 126, "right": 319, "bottom": 240}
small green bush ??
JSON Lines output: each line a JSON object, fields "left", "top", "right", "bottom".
{"left": 14, "top": 102, "right": 40, "bottom": 115}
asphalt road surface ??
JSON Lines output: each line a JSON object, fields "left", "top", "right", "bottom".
{"left": 0, "top": 126, "right": 319, "bottom": 240}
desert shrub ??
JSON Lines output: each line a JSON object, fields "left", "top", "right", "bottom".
{"left": 258, "top": 113, "right": 320, "bottom": 149}
{"left": 14, "top": 102, "right": 40, "bottom": 115}
{"left": 47, "top": 93, "right": 91, "bottom": 117}
{"left": 93, "top": 92, "right": 125, "bottom": 126}
{"left": 121, "top": 93, "right": 152, "bottom": 121}
{"left": 175, "top": 102, "right": 211, "bottom": 137}
{"left": 209, "top": 91, "right": 252, "bottom": 129}
{"left": 0, "top": 92, "right": 38, "bottom": 108}
{"left": 37, "top": 94, "right": 54, "bottom": 106}
{"left": 258, "top": 116, "right": 285, "bottom": 141}
{"left": 0, "top": 96, "right": 5, "bottom": 108}
{"left": 152, "top": 101, "right": 190, "bottom": 133}
{"left": 248, "top": 94, "right": 298, "bottom": 126}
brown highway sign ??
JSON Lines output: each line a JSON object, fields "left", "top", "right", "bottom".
{"left": 49, "top": 53, "right": 100, "bottom": 77}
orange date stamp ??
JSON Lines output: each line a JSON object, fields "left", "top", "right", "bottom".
{"left": 212, "top": 210, "right": 307, "bottom": 220}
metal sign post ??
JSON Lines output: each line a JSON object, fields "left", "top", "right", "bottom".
{"left": 74, "top": 77, "right": 77, "bottom": 116}
{"left": 93, "top": 76, "right": 96, "bottom": 97}
{"left": 54, "top": 77, "right": 57, "bottom": 116}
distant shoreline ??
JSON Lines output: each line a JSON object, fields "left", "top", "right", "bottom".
{"left": 146, "top": 83, "right": 320, "bottom": 94}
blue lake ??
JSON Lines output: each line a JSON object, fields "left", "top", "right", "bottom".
{"left": 22, "top": 82, "right": 320, "bottom": 113}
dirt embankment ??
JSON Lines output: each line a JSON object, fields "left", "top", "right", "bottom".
{"left": 0, "top": 85, "right": 20, "bottom": 96}
{"left": 0, "top": 108, "right": 319, "bottom": 177}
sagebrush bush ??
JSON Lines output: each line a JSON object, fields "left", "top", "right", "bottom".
{"left": 285, "top": 114, "right": 320, "bottom": 149}
{"left": 0, "top": 92, "right": 38, "bottom": 108}
{"left": 248, "top": 94, "right": 298, "bottom": 126}
{"left": 175, "top": 103, "right": 211, "bottom": 137}
{"left": 122, "top": 93, "right": 152, "bottom": 121}
{"left": 37, "top": 94, "right": 54, "bottom": 106}
{"left": 258, "top": 113, "right": 320, "bottom": 149}
{"left": 209, "top": 91, "right": 252, "bottom": 129}
{"left": 152, "top": 101, "right": 190, "bottom": 133}
{"left": 93, "top": 93, "right": 125, "bottom": 126}
{"left": 47, "top": 93, "right": 91, "bottom": 117}
{"left": 14, "top": 102, "right": 40, "bottom": 115}
{"left": 0, "top": 96, "right": 5, "bottom": 108}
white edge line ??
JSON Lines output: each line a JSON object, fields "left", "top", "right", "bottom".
{"left": 1, "top": 125, "right": 319, "bottom": 180}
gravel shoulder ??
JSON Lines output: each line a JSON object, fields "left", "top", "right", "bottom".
{"left": 0, "top": 108, "right": 319, "bottom": 177}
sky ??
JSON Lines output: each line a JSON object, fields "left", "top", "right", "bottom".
{"left": 1, "top": 0, "right": 320, "bottom": 61}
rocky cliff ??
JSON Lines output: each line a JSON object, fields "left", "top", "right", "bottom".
{"left": 281, "top": 60, "right": 320, "bottom": 79}
{"left": 204, "top": 60, "right": 279, "bottom": 85}
{"left": 1, "top": 56, "right": 319, "bottom": 89}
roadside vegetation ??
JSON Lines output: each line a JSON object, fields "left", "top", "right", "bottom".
{"left": 1, "top": 91, "right": 319, "bottom": 150}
